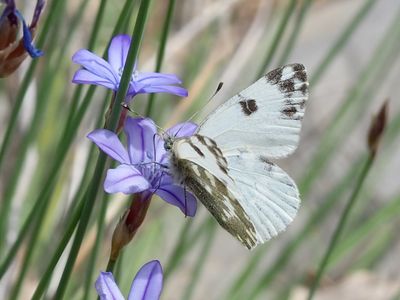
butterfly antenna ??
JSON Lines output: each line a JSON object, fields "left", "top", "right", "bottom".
{"left": 173, "top": 82, "right": 224, "bottom": 138}
{"left": 120, "top": 102, "right": 167, "bottom": 136}
{"left": 186, "top": 82, "right": 223, "bottom": 124}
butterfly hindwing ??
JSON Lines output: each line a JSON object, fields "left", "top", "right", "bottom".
{"left": 225, "top": 153, "right": 300, "bottom": 243}
{"left": 198, "top": 63, "right": 308, "bottom": 158}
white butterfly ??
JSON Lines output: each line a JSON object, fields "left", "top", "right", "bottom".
{"left": 164, "top": 63, "right": 308, "bottom": 249}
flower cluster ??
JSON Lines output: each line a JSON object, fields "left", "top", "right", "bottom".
{"left": 0, "top": 0, "right": 45, "bottom": 77}
{"left": 88, "top": 116, "right": 198, "bottom": 216}
{"left": 73, "top": 33, "right": 196, "bottom": 299}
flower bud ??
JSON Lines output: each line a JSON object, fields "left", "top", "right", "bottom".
{"left": 110, "top": 192, "right": 151, "bottom": 261}
{"left": 0, "top": 0, "right": 44, "bottom": 77}
{"left": 368, "top": 100, "right": 388, "bottom": 158}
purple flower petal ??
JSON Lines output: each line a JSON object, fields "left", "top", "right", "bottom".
{"left": 72, "top": 34, "right": 189, "bottom": 101}
{"left": 108, "top": 34, "right": 131, "bottom": 74}
{"left": 14, "top": 10, "right": 43, "bottom": 58}
{"left": 153, "top": 122, "right": 198, "bottom": 164}
{"left": 95, "top": 272, "right": 125, "bottom": 300}
{"left": 152, "top": 134, "right": 168, "bottom": 164}
{"left": 104, "top": 164, "right": 150, "bottom": 194}
{"left": 137, "top": 72, "right": 182, "bottom": 85}
{"left": 124, "top": 117, "right": 158, "bottom": 164}
{"left": 72, "top": 49, "right": 118, "bottom": 85}
{"left": 72, "top": 69, "right": 116, "bottom": 90}
{"left": 141, "top": 85, "right": 188, "bottom": 97}
{"left": 154, "top": 184, "right": 197, "bottom": 216}
{"left": 128, "top": 260, "right": 163, "bottom": 300}
{"left": 87, "top": 129, "right": 130, "bottom": 164}
{"left": 167, "top": 122, "right": 198, "bottom": 138}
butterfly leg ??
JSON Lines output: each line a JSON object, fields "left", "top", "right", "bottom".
{"left": 184, "top": 185, "right": 188, "bottom": 218}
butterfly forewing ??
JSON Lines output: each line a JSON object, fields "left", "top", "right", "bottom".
{"left": 170, "top": 135, "right": 258, "bottom": 249}
{"left": 198, "top": 63, "right": 308, "bottom": 158}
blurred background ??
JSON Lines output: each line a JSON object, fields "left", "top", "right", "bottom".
{"left": 0, "top": 0, "right": 400, "bottom": 299}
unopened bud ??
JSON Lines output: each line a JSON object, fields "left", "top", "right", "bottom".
{"left": 0, "top": 0, "right": 45, "bottom": 77}
{"left": 110, "top": 192, "right": 151, "bottom": 261}
{"left": 368, "top": 100, "right": 388, "bottom": 158}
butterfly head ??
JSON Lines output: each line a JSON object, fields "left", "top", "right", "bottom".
{"left": 163, "top": 134, "right": 174, "bottom": 152}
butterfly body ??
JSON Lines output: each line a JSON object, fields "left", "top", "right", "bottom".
{"left": 166, "top": 64, "right": 308, "bottom": 249}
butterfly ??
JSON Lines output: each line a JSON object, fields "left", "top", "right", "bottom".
{"left": 164, "top": 63, "right": 308, "bottom": 249}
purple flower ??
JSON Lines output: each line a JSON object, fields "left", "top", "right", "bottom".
{"left": 0, "top": 0, "right": 45, "bottom": 76}
{"left": 96, "top": 260, "right": 163, "bottom": 300}
{"left": 87, "top": 116, "right": 198, "bottom": 216}
{"left": 72, "top": 34, "right": 188, "bottom": 102}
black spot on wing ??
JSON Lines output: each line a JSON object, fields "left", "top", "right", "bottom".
{"left": 279, "top": 79, "right": 295, "bottom": 93}
{"left": 299, "top": 83, "right": 308, "bottom": 96}
{"left": 265, "top": 66, "right": 283, "bottom": 84}
{"left": 299, "top": 99, "right": 306, "bottom": 109}
{"left": 265, "top": 63, "right": 308, "bottom": 95}
{"left": 281, "top": 106, "right": 297, "bottom": 118}
{"left": 218, "top": 161, "right": 229, "bottom": 175}
{"left": 196, "top": 134, "right": 207, "bottom": 146}
{"left": 292, "top": 63, "right": 304, "bottom": 72}
{"left": 259, "top": 156, "right": 273, "bottom": 171}
{"left": 295, "top": 69, "right": 307, "bottom": 82}
{"left": 188, "top": 140, "right": 205, "bottom": 157}
{"left": 239, "top": 99, "right": 258, "bottom": 116}
{"left": 194, "top": 134, "right": 230, "bottom": 177}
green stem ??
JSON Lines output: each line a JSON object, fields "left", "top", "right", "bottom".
{"left": 145, "top": 0, "right": 177, "bottom": 116}
{"left": 0, "top": 10, "right": 64, "bottom": 261}
{"left": 163, "top": 220, "right": 193, "bottom": 279}
{"left": 114, "top": 250, "right": 124, "bottom": 281}
{"left": 256, "top": 0, "right": 296, "bottom": 78}
{"left": 106, "top": 257, "right": 117, "bottom": 273}
{"left": 243, "top": 157, "right": 364, "bottom": 300}
{"left": 82, "top": 194, "right": 110, "bottom": 300}
{"left": 299, "top": 7, "right": 400, "bottom": 197}
{"left": 307, "top": 155, "right": 374, "bottom": 300}
{"left": 53, "top": 156, "right": 107, "bottom": 299}
{"left": 30, "top": 199, "right": 84, "bottom": 300}
{"left": 32, "top": 95, "right": 106, "bottom": 299}
{"left": 8, "top": 188, "right": 54, "bottom": 300}
{"left": 0, "top": 0, "right": 66, "bottom": 255}
{"left": 181, "top": 222, "right": 217, "bottom": 300}
{"left": 277, "top": 0, "right": 313, "bottom": 65}
{"left": 223, "top": 248, "right": 264, "bottom": 300}
{"left": 53, "top": 1, "right": 152, "bottom": 298}
{"left": 0, "top": 173, "right": 55, "bottom": 279}
{"left": 0, "top": 0, "right": 132, "bottom": 279}
{"left": 328, "top": 194, "right": 400, "bottom": 270}
{"left": 309, "top": 0, "right": 376, "bottom": 86}
{"left": 0, "top": 0, "right": 64, "bottom": 170}
{"left": 164, "top": 217, "right": 212, "bottom": 280}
